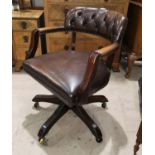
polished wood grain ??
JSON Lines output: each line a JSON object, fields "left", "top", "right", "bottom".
{"left": 26, "top": 29, "right": 40, "bottom": 59}
{"left": 12, "top": 10, "right": 44, "bottom": 71}
{"left": 96, "top": 43, "right": 119, "bottom": 56}
{"left": 12, "top": 19, "right": 37, "bottom": 31}
{"left": 12, "top": 9, "right": 43, "bottom": 19}
{"left": 124, "top": 0, "right": 142, "bottom": 78}
{"left": 13, "top": 31, "right": 31, "bottom": 46}
{"left": 78, "top": 52, "right": 100, "bottom": 99}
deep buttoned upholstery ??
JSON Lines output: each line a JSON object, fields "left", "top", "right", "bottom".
{"left": 65, "top": 7, "right": 127, "bottom": 42}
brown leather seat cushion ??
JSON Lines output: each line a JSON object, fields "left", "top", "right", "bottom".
{"left": 23, "top": 50, "right": 110, "bottom": 107}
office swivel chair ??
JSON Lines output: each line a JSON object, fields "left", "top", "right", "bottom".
{"left": 23, "top": 7, "right": 127, "bottom": 144}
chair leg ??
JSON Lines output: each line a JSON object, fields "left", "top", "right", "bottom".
{"left": 32, "top": 95, "right": 63, "bottom": 108}
{"left": 38, "top": 105, "right": 69, "bottom": 143}
{"left": 72, "top": 106, "right": 102, "bottom": 143}
{"left": 134, "top": 121, "right": 142, "bottom": 155}
{"left": 86, "top": 95, "right": 108, "bottom": 108}
{"left": 125, "top": 52, "right": 137, "bottom": 78}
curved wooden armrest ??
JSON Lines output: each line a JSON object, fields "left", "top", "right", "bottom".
{"left": 78, "top": 42, "right": 119, "bottom": 100}
{"left": 38, "top": 26, "right": 67, "bottom": 34}
{"left": 26, "top": 26, "right": 68, "bottom": 59}
{"left": 95, "top": 42, "right": 119, "bottom": 56}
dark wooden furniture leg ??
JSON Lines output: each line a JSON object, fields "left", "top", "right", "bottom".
{"left": 33, "top": 94, "right": 108, "bottom": 109}
{"left": 134, "top": 121, "right": 142, "bottom": 155}
{"left": 125, "top": 52, "right": 137, "bottom": 78}
{"left": 32, "top": 94, "right": 63, "bottom": 108}
{"left": 72, "top": 106, "right": 102, "bottom": 142}
{"left": 112, "top": 47, "right": 121, "bottom": 72}
{"left": 87, "top": 95, "right": 108, "bottom": 108}
{"left": 32, "top": 94, "right": 105, "bottom": 143}
{"left": 37, "top": 102, "right": 103, "bottom": 144}
{"left": 38, "top": 105, "right": 69, "bottom": 144}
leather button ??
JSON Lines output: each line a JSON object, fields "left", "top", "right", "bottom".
{"left": 77, "top": 11, "right": 82, "bottom": 16}
{"left": 91, "top": 14, "right": 96, "bottom": 19}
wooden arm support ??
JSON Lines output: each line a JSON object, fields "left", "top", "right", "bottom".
{"left": 26, "top": 27, "right": 67, "bottom": 59}
{"left": 26, "top": 26, "right": 119, "bottom": 59}
{"left": 26, "top": 29, "right": 39, "bottom": 59}
{"left": 78, "top": 52, "right": 100, "bottom": 96}
{"left": 78, "top": 43, "right": 119, "bottom": 99}
{"left": 38, "top": 26, "right": 67, "bottom": 34}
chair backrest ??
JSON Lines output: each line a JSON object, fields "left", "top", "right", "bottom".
{"left": 65, "top": 7, "right": 128, "bottom": 43}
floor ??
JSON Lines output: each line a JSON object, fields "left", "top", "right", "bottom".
{"left": 12, "top": 65, "right": 142, "bottom": 155}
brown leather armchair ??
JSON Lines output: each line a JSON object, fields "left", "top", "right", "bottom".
{"left": 23, "top": 7, "right": 127, "bottom": 144}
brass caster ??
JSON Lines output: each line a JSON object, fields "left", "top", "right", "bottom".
{"left": 39, "top": 137, "right": 47, "bottom": 145}
{"left": 96, "top": 137, "right": 102, "bottom": 143}
{"left": 101, "top": 103, "right": 107, "bottom": 109}
{"left": 33, "top": 102, "right": 39, "bottom": 109}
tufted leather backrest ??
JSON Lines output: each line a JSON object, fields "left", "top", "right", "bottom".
{"left": 65, "top": 7, "right": 128, "bottom": 43}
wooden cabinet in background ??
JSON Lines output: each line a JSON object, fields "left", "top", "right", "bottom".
{"left": 12, "top": 10, "right": 45, "bottom": 71}
{"left": 124, "top": 0, "right": 142, "bottom": 78}
{"left": 44, "top": 0, "right": 129, "bottom": 71}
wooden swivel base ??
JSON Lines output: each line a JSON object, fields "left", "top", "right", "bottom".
{"left": 32, "top": 94, "right": 108, "bottom": 144}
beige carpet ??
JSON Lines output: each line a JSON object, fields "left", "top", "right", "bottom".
{"left": 12, "top": 67, "right": 141, "bottom": 155}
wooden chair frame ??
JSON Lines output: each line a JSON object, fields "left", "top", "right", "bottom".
{"left": 25, "top": 26, "right": 119, "bottom": 144}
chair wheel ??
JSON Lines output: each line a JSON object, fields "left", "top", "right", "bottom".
{"left": 39, "top": 137, "right": 47, "bottom": 145}
{"left": 101, "top": 103, "right": 107, "bottom": 109}
{"left": 96, "top": 137, "right": 103, "bottom": 143}
{"left": 34, "top": 102, "right": 39, "bottom": 109}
